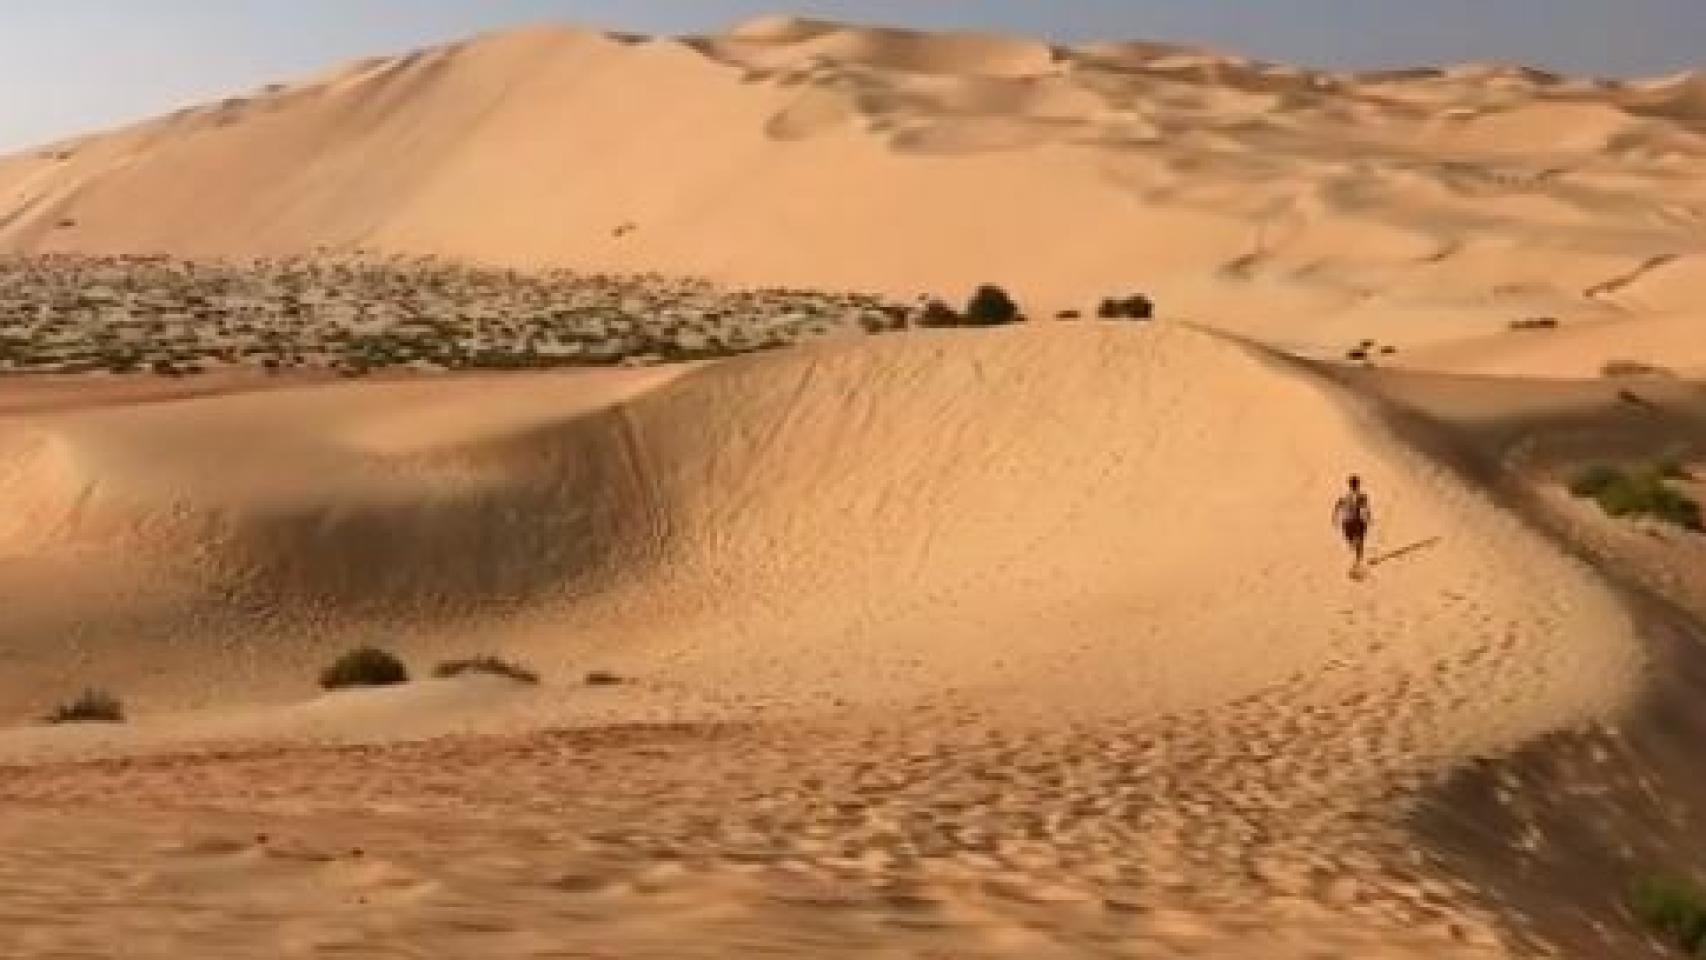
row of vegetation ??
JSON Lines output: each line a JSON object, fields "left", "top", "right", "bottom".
{"left": 0, "top": 254, "right": 914, "bottom": 377}
{"left": 42, "top": 648, "right": 623, "bottom": 726}
{"left": 316, "top": 646, "right": 620, "bottom": 690}
{"left": 316, "top": 647, "right": 626, "bottom": 690}
{"left": 915, "top": 285, "right": 1155, "bottom": 328}
{"left": 0, "top": 256, "right": 1159, "bottom": 378}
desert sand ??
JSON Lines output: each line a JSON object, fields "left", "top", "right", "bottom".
{"left": 0, "top": 15, "right": 1702, "bottom": 960}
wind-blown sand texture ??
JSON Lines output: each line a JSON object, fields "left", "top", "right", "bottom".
{"left": 0, "top": 15, "right": 1703, "bottom": 960}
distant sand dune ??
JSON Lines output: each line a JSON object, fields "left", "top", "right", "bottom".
{"left": 0, "top": 19, "right": 1701, "bottom": 371}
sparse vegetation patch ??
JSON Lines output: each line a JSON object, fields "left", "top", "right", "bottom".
{"left": 0, "top": 254, "right": 920, "bottom": 377}
{"left": 1569, "top": 461, "right": 1703, "bottom": 531}
{"left": 1629, "top": 874, "right": 1706, "bottom": 956}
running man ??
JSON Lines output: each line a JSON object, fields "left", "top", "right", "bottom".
{"left": 1333, "top": 475, "right": 1373, "bottom": 576}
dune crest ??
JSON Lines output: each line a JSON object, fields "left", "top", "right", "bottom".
{"left": 0, "top": 326, "right": 1639, "bottom": 738}
{"left": 0, "top": 323, "right": 1659, "bottom": 958}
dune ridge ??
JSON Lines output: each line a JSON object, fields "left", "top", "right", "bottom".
{"left": 0, "top": 322, "right": 1661, "bottom": 958}
{"left": 0, "top": 324, "right": 1639, "bottom": 742}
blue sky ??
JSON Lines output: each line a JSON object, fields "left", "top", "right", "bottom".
{"left": 2, "top": 1, "right": 1701, "bottom": 151}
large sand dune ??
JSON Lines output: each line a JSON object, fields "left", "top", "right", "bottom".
{"left": 1, "top": 18, "right": 1703, "bottom": 367}
{"left": 0, "top": 325, "right": 1638, "bottom": 730}
{"left": 0, "top": 323, "right": 1660, "bottom": 956}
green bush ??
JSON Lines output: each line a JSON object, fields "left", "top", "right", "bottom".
{"left": 433, "top": 656, "right": 539, "bottom": 684}
{"left": 916, "top": 299, "right": 961, "bottom": 328}
{"left": 963, "top": 285, "right": 1021, "bottom": 326}
{"left": 44, "top": 688, "right": 125, "bottom": 725}
{"left": 319, "top": 646, "right": 410, "bottom": 690}
{"left": 1570, "top": 464, "right": 1625, "bottom": 499}
{"left": 1630, "top": 874, "right": 1706, "bottom": 955}
{"left": 1570, "top": 463, "right": 1703, "bottom": 531}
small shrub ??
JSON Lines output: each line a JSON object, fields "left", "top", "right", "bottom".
{"left": 1346, "top": 347, "right": 1370, "bottom": 362}
{"left": 434, "top": 656, "right": 539, "bottom": 684}
{"left": 916, "top": 299, "right": 960, "bottom": 328}
{"left": 1097, "top": 294, "right": 1155, "bottom": 321}
{"left": 1657, "top": 451, "right": 1694, "bottom": 482}
{"left": 585, "top": 671, "right": 624, "bottom": 687}
{"left": 1569, "top": 464, "right": 1623, "bottom": 499}
{"left": 1056, "top": 309, "right": 1082, "bottom": 321}
{"left": 1570, "top": 463, "right": 1704, "bottom": 532}
{"left": 1603, "top": 361, "right": 1676, "bottom": 380}
{"left": 1510, "top": 317, "right": 1560, "bottom": 331}
{"left": 319, "top": 646, "right": 410, "bottom": 690}
{"left": 1630, "top": 874, "right": 1706, "bottom": 955}
{"left": 963, "top": 285, "right": 1021, "bottom": 326}
{"left": 1653, "top": 487, "right": 1702, "bottom": 531}
{"left": 44, "top": 688, "right": 125, "bottom": 725}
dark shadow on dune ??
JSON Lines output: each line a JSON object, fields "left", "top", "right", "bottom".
{"left": 202, "top": 393, "right": 682, "bottom": 627}
{"left": 1367, "top": 536, "right": 1442, "bottom": 568}
{"left": 1417, "top": 603, "right": 1706, "bottom": 959}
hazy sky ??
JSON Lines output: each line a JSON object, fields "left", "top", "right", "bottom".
{"left": 2, "top": 0, "right": 1701, "bottom": 151}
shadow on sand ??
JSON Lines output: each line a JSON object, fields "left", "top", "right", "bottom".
{"left": 1368, "top": 536, "right": 1443, "bottom": 568}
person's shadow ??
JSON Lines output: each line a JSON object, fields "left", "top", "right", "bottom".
{"left": 1368, "top": 536, "right": 1443, "bottom": 569}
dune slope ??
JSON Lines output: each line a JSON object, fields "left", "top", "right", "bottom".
{"left": 0, "top": 325, "right": 1639, "bottom": 736}
{"left": 0, "top": 323, "right": 1657, "bottom": 957}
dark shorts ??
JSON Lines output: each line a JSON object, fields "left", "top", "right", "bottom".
{"left": 1342, "top": 519, "right": 1368, "bottom": 544}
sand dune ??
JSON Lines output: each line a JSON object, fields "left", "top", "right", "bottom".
{"left": 0, "top": 325, "right": 1639, "bottom": 729}
{"left": 0, "top": 19, "right": 1702, "bottom": 371}
{"left": 0, "top": 323, "right": 1658, "bottom": 957}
